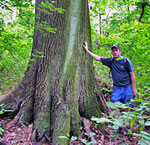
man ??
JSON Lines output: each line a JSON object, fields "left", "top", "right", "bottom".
{"left": 83, "top": 41, "right": 137, "bottom": 106}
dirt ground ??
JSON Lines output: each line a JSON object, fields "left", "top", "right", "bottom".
{"left": 0, "top": 119, "right": 141, "bottom": 145}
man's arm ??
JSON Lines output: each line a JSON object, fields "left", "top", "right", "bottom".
{"left": 130, "top": 71, "right": 137, "bottom": 96}
{"left": 83, "top": 41, "right": 101, "bottom": 61}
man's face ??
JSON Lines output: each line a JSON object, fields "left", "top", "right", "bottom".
{"left": 112, "top": 48, "right": 121, "bottom": 58}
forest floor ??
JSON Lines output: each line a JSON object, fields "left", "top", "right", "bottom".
{"left": 0, "top": 117, "right": 141, "bottom": 145}
{"left": 0, "top": 84, "right": 143, "bottom": 145}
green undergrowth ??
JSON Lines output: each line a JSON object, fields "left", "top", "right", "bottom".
{"left": 0, "top": 104, "right": 13, "bottom": 137}
{"left": 92, "top": 90, "right": 150, "bottom": 145}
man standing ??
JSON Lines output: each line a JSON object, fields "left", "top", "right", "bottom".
{"left": 83, "top": 41, "right": 137, "bottom": 106}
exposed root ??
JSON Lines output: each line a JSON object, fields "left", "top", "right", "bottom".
{"left": 96, "top": 90, "right": 112, "bottom": 115}
{"left": 6, "top": 117, "right": 20, "bottom": 130}
{"left": 31, "top": 130, "right": 51, "bottom": 145}
{"left": 0, "top": 92, "right": 29, "bottom": 120}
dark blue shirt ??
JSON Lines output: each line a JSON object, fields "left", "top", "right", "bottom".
{"left": 101, "top": 57, "right": 134, "bottom": 87}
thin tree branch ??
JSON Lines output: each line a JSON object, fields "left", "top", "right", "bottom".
{"left": 0, "top": 1, "right": 13, "bottom": 12}
{"left": 139, "top": 3, "right": 147, "bottom": 22}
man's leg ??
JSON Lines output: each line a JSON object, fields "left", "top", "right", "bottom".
{"left": 111, "top": 87, "right": 124, "bottom": 103}
{"left": 120, "top": 85, "right": 134, "bottom": 135}
{"left": 123, "top": 85, "right": 134, "bottom": 107}
{"left": 111, "top": 87, "right": 124, "bottom": 134}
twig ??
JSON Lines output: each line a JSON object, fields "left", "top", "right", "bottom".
{"left": 139, "top": 3, "right": 147, "bottom": 22}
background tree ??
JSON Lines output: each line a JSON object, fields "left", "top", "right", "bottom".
{"left": 0, "top": 0, "right": 104, "bottom": 144}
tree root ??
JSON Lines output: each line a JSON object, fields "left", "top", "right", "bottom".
{"left": 96, "top": 90, "right": 112, "bottom": 115}
{"left": 81, "top": 117, "right": 96, "bottom": 142}
{"left": 31, "top": 130, "right": 51, "bottom": 145}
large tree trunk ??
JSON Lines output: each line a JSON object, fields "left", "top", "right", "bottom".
{"left": 0, "top": 0, "right": 104, "bottom": 144}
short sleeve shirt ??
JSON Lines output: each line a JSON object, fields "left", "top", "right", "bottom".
{"left": 101, "top": 57, "right": 134, "bottom": 87}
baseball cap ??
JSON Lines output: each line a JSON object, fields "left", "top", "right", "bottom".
{"left": 111, "top": 45, "right": 121, "bottom": 50}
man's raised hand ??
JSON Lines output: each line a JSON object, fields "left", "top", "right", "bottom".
{"left": 83, "top": 41, "right": 88, "bottom": 52}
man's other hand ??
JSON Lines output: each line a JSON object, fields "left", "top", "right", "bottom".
{"left": 133, "top": 88, "right": 137, "bottom": 96}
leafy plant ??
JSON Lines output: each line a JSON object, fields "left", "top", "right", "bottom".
{"left": 91, "top": 97, "right": 150, "bottom": 143}
{"left": 0, "top": 123, "right": 4, "bottom": 137}
{"left": 0, "top": 104, "right": 13, "bottom": 136}
{"left": 59, "top": 134, "right": 97, "bottom": 145}
{"left": 137, "top": 131, "right": 150, "bottom": 145}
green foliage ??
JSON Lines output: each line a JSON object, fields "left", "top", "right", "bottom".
{"left": 91, "top": 96, "right": 150, "bottom": 143}
{"left": 35, "top": 0, "right": 65, "bottom": 36}
{"left": 137, "top": 131, "right": 150, "bottom": 145}
{"left": 59, "top": 133, "right": 97, "bottom": 144}
{"left": 0, "top": 104, "right": 13, "bottom": 136}
{"left": 0, "top": 0, "right": 66, "bottom": 94}
{"left": 91, "top": 116, "right": 112, "bottom": 123}
{"left": 35, "top": 21, "right": 57, "bottom": 36}
{"left": 58, "top": 135, "right": 69, "bottom": 140}
{"left": 0, "top": 3, "right": 34, "bottom": 93}
{"left": 38, "top": 0, "right": 65, "bottom": 14}
{"left": 81, "top": 139, "right": 97, "bottom": 145}
{"left": 89, "top": 0, "right": 150, "bottom": 92}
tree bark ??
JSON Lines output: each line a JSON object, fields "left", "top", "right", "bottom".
{"left": 0, "top": 0, "right": 104, "bottom": 144}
